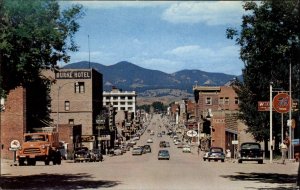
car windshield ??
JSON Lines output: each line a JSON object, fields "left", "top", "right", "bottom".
{"left": 241, "top": 143, "right": 260, "bottom": 149}
{"left": 211, "top": 148, "right": 223, "bottom": 152}
{"left": 159, "top": 150, "right": 169, "bottom": 155}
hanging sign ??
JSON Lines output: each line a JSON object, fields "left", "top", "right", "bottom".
{"left": 272, "top": 93, "right": 290, "bottom": 113}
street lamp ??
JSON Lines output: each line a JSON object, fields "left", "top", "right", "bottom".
{"left": 57, "top": 81, "right": 78, "bottom": 132}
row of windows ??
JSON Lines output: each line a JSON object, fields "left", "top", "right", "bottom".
{"left": 205, "top": 97, "right": 239, "bottom": 105}
{"left": 106, "top": 102, "right": 133, "bottom": 105}
{"left": 104, "top": 96, "right": 134, "bottom": 100}
{"left": 64, "top": 101, "right": 134, "bottom": 111}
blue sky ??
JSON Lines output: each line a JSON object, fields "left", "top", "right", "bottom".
{"left": 60, "top": 1, "right": 246, "bottom": 75}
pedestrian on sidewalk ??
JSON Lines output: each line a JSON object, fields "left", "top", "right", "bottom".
{"left": 226, "top": 149, "right": 231, "bottom": 162}
{"left": 279, "top": 141, "right": 288, "bottom": 164}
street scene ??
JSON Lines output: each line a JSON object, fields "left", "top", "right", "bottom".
{"left": 1, "top": 115, "right": 299, "bottom": 190}
{"left": 1, "top": 1, "right": 300, "bottom": 190}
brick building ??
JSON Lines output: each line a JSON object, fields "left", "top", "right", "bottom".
{"left": 45, "top": 68, "right": 103, "bottom": 150}
{"left": 0, "top": 87, "right": 26, "bottom": 159}
{"left": 193, "top": 85, "right": 253, "bottom": 153}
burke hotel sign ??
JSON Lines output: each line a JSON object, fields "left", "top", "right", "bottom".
{"left": 55, "top": 70, "right": 91, "bottom": 79}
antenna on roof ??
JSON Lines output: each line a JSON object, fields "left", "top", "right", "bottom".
{"left": 88, "top": 34, "right": 91, "bottom": 69}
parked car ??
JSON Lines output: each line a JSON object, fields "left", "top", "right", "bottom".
{"left": 74, "top": 147, "right": 90, "bottom": 163}
{"left": 128, "top": 140, "right": 136, "bottom": 146}
{"left": 90, "top": 149, "right": 103, "bottom": 162}
{"left": 158, "top": 149, "right": 170, "bottom": 160}
{"left": 207, "top": 147, "right": 225, "bottom": 162}
{"left": 159, "top": 141, "right": 166, "bottom": 148}
{"left": 174, "top": 140, "right": 181, "bottom": 145}
{"left": 203, "top": 151, "right": 209, "bottom": 161}
{"left": 113, "top": 148, "right": 123, "bottom": 156}
{"left": 165, "top": 142, "right": 170, "bottom": 147}
{"left": 182, "top": 145, "right": 191, "bottom": 153}
{"left": 143, "top": 145, "right": 151, "bottom": 153}
{"left": 132, "top": 146, "right": 143, "bottom": 155}
{"left": 238, "top": 142, "right": 263, "bottom": 164}
{"left": 177, "top": 142, "right": 185, "bottom": 148}
{"left": 147, "top": 138, "right": 153, "bottom": 143}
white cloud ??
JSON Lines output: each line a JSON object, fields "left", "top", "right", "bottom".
{"left": 166, "top": 45, "right": 239, "bottom": 61}
{"left": 166, "top": 45, "right": 214, "bottom": 58}
{"left": 162, "top": 1, "right": 245, "bottom": 26}
{"left": 163, "top": 44, "right": 242, "bottom": 75}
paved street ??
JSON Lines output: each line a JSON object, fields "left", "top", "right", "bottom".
{"left": 1, "top": 115, "right": 299, "bottom": 190}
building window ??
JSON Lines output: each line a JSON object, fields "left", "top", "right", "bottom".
{"left": 225, "top": 97, "right": 229, "bottom": 105}
{"left": 128, "top": 96, "right": 133, "bottom": 100}
{"left": 206, "top": 97, "right": 212, "bottom": 105}
{"left": 235, "top": 97, "right": 239, "bottom": 104}
{"left": 128, "top": 102, "right": 133, "bottom": 105}
{"left": 113, "top": 96, "right": 118, "bottom": 100}
{"left": 69, "top": 119, "right": 74, "bottom": 124}
{"left": 106, "top": 102, "right": 110, "bottom": 105}
{"left": 120, "top": 96, "right": 126, "bottom": 100}
{"left": 219, "top": 97, "right": 224, "bottom": 105}
{"left": 113, "top": 102, "right": 118, "bottom": 105}
{"left": 65, "top": 101, "right": 70, "bottom": 111}
{"left": 120, "top": 102, "right": 125, "bottom": 105}
{"left": 121, "top": 107, "right": 125, "bottom": 110}
{"left": 75, "top": 82, "right": 85, "bottom": 93}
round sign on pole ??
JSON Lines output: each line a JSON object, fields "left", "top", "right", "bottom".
{"left": 273, "top": 93, "right": 290, "bottom": 113}
{"left": 187, "top": 130, "right": 198, "bottom": 137}
{"left": 10, "top": 140, "right": 20, "bottom": 149}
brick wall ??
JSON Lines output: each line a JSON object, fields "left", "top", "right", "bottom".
{"left": 211, "top": 112, "right": 225, "bottom": 149}
{"left": 1, "top": 87, "right": 27, "bottom": 160}
{"left": 58, "top": 124, "right": 82, "bottom": 155}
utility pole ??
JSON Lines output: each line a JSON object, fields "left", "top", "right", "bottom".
{"left": 270, "top": 82, "right": 273, "bottom": 163}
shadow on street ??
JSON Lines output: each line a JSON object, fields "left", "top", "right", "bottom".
{"left": 0, "top": 173, "right": 121, "bottom": 189}
{"left": 221, "top": 172, "right": 297, "bottom": 190}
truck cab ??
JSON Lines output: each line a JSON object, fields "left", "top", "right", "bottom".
{"left": 18, "top": 132, "right": 61, "bottom": 166}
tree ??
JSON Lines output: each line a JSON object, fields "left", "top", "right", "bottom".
{"left": 226, "top": 0, "right": 300, "bottom": 142}
{"left": 0, "top": 0, "right": 84, "bottom": 97}
{"left": 152, "top": 101, "right": 167, "bottom": 113}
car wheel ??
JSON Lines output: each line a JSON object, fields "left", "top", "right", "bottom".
{"left": 208, "top": 159, "right": 211, "bottom": 162}
{"left": 221, "top": 159, "right": 225, "bottom": 163}
{"left": 258, "top": 160, "right": 263, "bottom": 164}
{"left": 203, "top": 158, "right": 206, "bottom": 161}
{"left": 238, "top": 160, "right": 242, "bottom": 164}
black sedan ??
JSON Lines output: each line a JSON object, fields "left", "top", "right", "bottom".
{"left": 206, "top": 147, "right": 225, "bottom": 162}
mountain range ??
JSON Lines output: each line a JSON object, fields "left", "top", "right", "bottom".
{"left": 63, "top": 61, "right": 241, "bottom": 99}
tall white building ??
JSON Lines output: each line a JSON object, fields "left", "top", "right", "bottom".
{"left": 103, "top": 88, "right": 137, "bottom": 116}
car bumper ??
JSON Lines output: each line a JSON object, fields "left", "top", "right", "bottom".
{"left": 239, "top": 157, "right": 263, "bottom": 161}
{"left": 158, "top": 156, "right": 170, "bottom": 160}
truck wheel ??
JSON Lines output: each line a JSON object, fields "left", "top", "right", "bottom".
{"left": 28, "top": 159, "right": 36, "bottom": 166}
{"left": 56, "top": 157, "right": 61, "bottom": 165}
{"left": 19, "top": 159, "right": 25, "bottom": 166}
{"left": 45, "top": 157, "right": 50, "bottom": 165}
